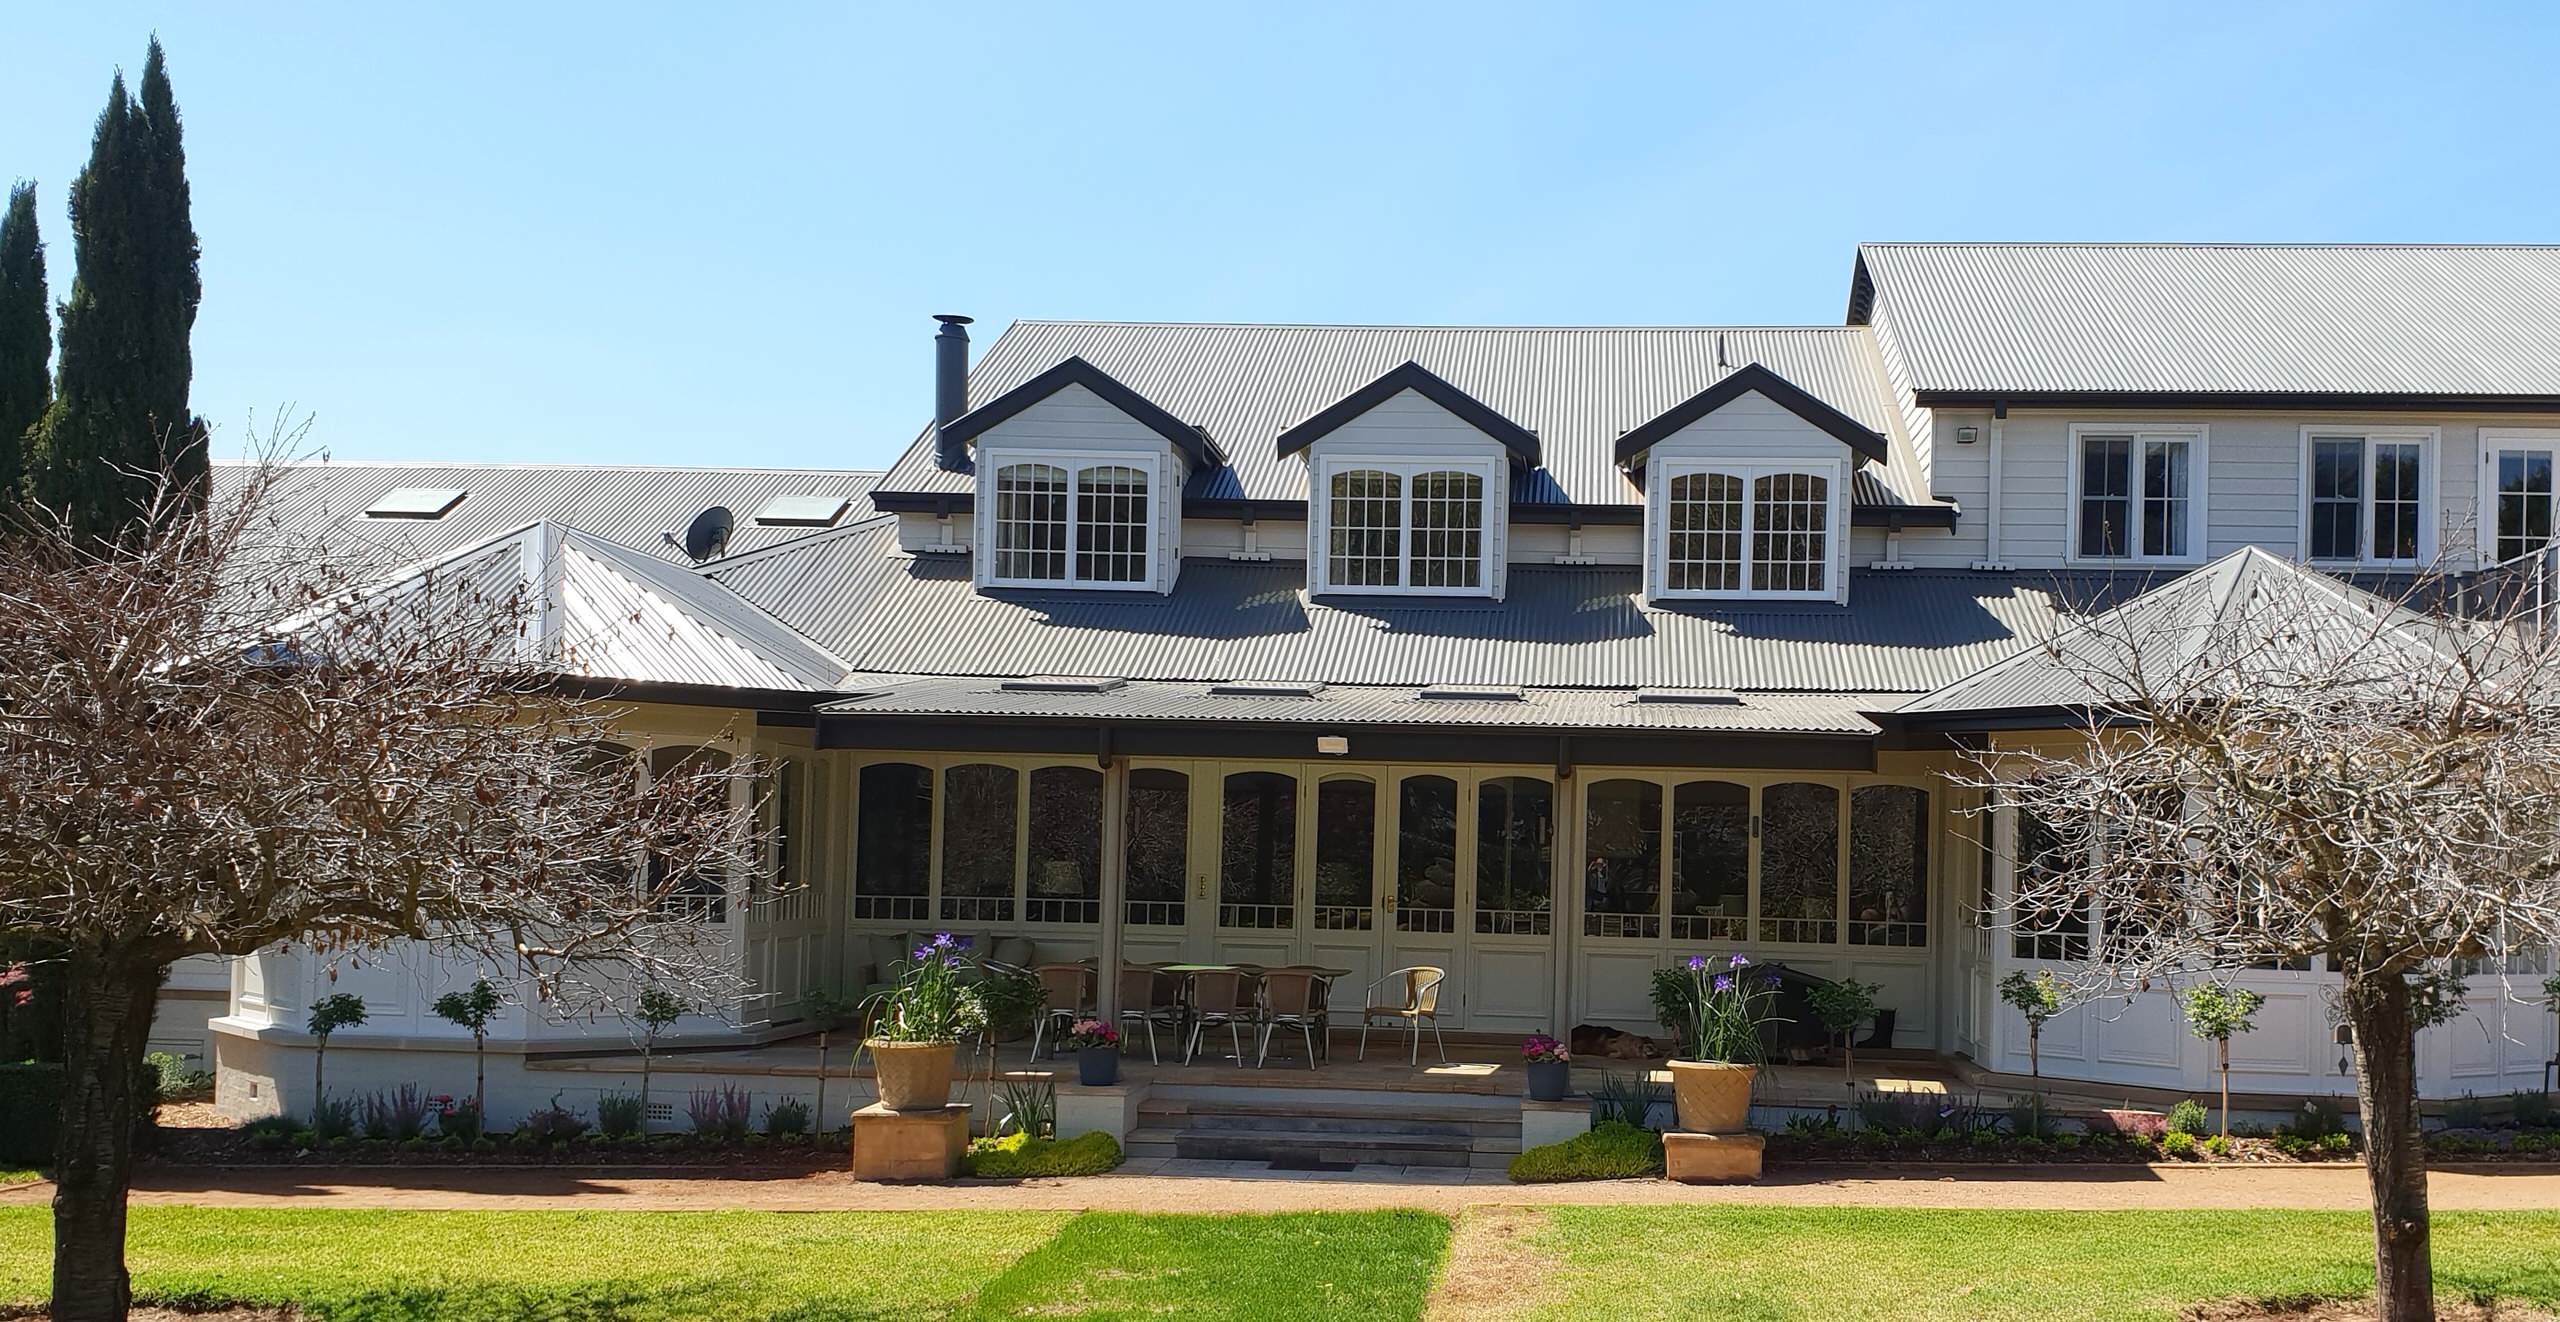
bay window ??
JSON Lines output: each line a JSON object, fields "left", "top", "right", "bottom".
{"left": 1314, "top": 458, "right": 1497, "bottom": 595}
{"left": 1651, "top": 459, "right": 1844, "bottom": 600}
{"left": 2071, "top": 426, "right": 2203, "bottom": 563}
{"left": 2303, "top": 429, "right": 2431, "bottom": 566}
{"left": 983, "top": 452, "right": 1158, "bottom": 589}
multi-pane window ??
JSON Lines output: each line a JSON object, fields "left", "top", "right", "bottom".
{"left": 1220, "top": 771, "right": 1297, "bottom": 929}
{"left": 1583, "top": 779, "right": 1663, "bottom": 939}
{"left": 1759, "top": 782, "right": 1840, "bottom": 944}
{"left": 853, "top": 762, "right": 932, "bottom": 921}
{"left": 1314, "top": 777, "right": 1377, "bottom": 930}
{"left": 1669, "top": 780, "right": 1749, "bottom": 942}
{"left": 1848, "top": 785, "right": 1929, "bottom": 947}
{"left": 986, "top": 455, "right": 1154, "bottom": 588}
{"left": 2075, "top": 428, "right": 2201, "bottom": 562}
{"left": 2487, "top": 437, "right": 2559, "bottom": 564}
{"left": 1474, "top": 776, "right": 1552, "bottom": 935}
{"left": 2307, "top": 432, "right": 2428, "bottom": 565}
{"left": 648, "top": 745, "right": 732, "bottom": 922}
{"left": 1318, "top": 460, "right": 1495, "bottom": 593}
{"left": 1654, "top": 461, "right": 1839, "bottom": 599}
{"left": 2010, "top": 807, "right": 2091, "bottom": 961}
{"left": 1396, "top": 774, "right": 1460, "bottom": 933}
{"left": 939, "top": 763, "right": 1018, "bottom": 922}
{"left": 1124, "top": 768, "right": 1189, "bottom": 927}
{"left": 1023, "top": 766, "right": 1102, "bottom": 923}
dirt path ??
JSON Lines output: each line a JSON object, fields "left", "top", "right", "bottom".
{"left": 1426, "top": 1207, "right": 1556, "bottom": 1322}
{"left": 6, "top": 1163, "right": 2560, "bottom": 1215}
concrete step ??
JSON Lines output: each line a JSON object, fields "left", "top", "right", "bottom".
{"left": 1142, "top": 1105, "right": 1514, "bottom": 1140}
{"left": 1125, "top": 1124, "right": 1518, "bottom": 1167}
{"left": 1147, "top": 1082, "right": 1521, "bottom": 1114}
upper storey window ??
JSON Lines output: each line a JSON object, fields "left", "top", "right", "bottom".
{"left": 2302, "top": 428, "right": 2432, "bottom": 567}
{"left": 1653, "top": 460, "right": 1841, "bottom": 599}
{"left": 2482, "top": 430, "right": 2560, "bottom": 565}
{"left": 986, "top": 453, "right": 1155, "bottom": 589}
{"left": 2070, "top": 425, "right": 2205, "bottom": 564}
{"left": 1315, "top": 457, "right": 1495, "bottom": 594}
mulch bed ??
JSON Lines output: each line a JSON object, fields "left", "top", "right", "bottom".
{"left": 144, "top": 1127, "right": 847, "bottom": 1171}
{"left": 1765, "top": 1130, "right": 2560, "bottom": 1167}
{"left": 2184, "top": 1298, "right": 2556, "bottom": 1320}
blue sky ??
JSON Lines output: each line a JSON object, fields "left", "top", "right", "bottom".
{"left": 4, "top": 2, "right": 2553, "bottom": 472}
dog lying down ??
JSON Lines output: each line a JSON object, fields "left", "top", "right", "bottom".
{"left": 1569, "top": 1024, "right": 1667, "bottom": 1060}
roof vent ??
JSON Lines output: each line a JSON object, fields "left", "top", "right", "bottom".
{"left": 363, "top": 487, "right": 468, "bottom": 520}
{"left": 998, "top": 675, "right": 1127, "bottom": 694}
{"left": 1417, "top": 684, "right": 1523, "bottom": 702}
{"left": 752, "top": 494, "right": 851, "bottom": 528}
{"left": 1209, "top": 680, "right": 1326, "bottom": 698}
{"left": 1632, "top": 687, "right": 1743, "bottom": 706}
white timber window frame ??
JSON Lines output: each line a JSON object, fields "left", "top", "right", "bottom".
{"left": 2479, "top": 428, "right": 2560, "bottom": 567}
{"left": 1310, "top": 454, "right": 1500, "bottom": 597}
{"left": 2065, "top": 423, "right": 2209, "bottom": 566}
{"left": 978, "top": 447, "right": 1165, "bottom": 591}
{"left": 2297, "top": 426, "right": 2437, "bottom": 568}
{"left": 1645, "top": 455, "right": 1848, "bottom": 602}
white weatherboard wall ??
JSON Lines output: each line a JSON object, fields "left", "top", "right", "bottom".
{"left": 968, "top": 382, "right": 1191, "bottom": 595}
{"left": 1299, "top": 388, "right": 1513, "bottom": 598}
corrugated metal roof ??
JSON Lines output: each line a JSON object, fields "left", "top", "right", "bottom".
{"left": 1900, "top": 547, "right": 2462, "bottom": 717}
{"left": 215, "top": 460, "right": 883, "bottom": 569}
{"left": 1855, "top": 243, "right": 2560, "bottom": 398}
{"left": 820, "top": 677, "right": 1892, "bottom": 734}
{"left": 710, "top": 515, "right": 2105, "bottom": 694}
{"left": 870, "top": 322, "right": 1940, "bottom": 511}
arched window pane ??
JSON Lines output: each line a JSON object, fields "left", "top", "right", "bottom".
{"left": 1759, "top": 781, "right": 1838, "bottom": 944}
{"left": 1025, "top": 766, "right": 1102, "bottom": 923}
{"left": 855, "top": 762, "right": 932, "bottom": 920}
{"left": 1476, "top": 776, "right": 1552, "bottom": 935}
{"left": 1125, "top": 768, "right": 1188, "bottom": 927}
{"left": 1671, "top": 780, "right": 1748, "bottom": 942}
{"left": 1328, "top": 469, "right": 1401, "bottom": 587}
{"left": 1075, "top": 465, "right": 1150, "bottom": 583}
{"left": 1410, "top": 470, "right": 1484, "bottom": 589}
{"left": 1395, "top": 775, "right": 1458, "bottom": 933}
{"left": 1849, "top": 785, "right": 1928, "bottom": 947}
{"left": 993, "top": 463, "right": 1068, "bottom": 581}
{"left": 1221, "top": 771, "right": 1296, "bottom": 929}
{"left": 1750, "top": 472, "right": 1829, "bottom": 594}
{"left": 648, "top": 745, "right": 732, "bottom": 922}
{"left": 1582, "top": 779, "right": 1661, "bottom": 938}
{"left": 1314, "top": 777, "right": 1376, "bottom": 930}
{"left": 940, "top": 763, "right": 1017, "bottom": 922}
{"left": 1666, "top": 473, "right": 1743, "bottom": 592}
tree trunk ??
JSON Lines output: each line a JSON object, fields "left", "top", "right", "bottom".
{"left": 472, "top": 1036, "right": 485, "bottom": 1113}
{"left": 2344, "top": 970, "right": 2434, "bottom": 1322}
{"left": 813, "top": 1029, "right": 828, "bottom": 1133}
{"left": 2028, "top": 1025, "right": 2041, "bottom": 1078}
{"left": 2218, "top": 1041, "right": 2232, "bottom": 1141}
{"left": 639, "top": 1041, "right": 653, "bottom": 1136}
{"left": 312, "top": 1039, "right": 327, "bottom": 1120}
{"left": 52, "top": 951, "right": 164, "bottom": 1322}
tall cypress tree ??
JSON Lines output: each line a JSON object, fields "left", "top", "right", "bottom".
{"left": 30, "top": 38, "right": 204, "bottom": 539}
{"left": 0, "top": 182, "right": 47, "bottom": 506}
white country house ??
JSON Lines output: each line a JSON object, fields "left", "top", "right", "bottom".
{"left": 199, "top": 243, "right": 2560, "bottom": 1134}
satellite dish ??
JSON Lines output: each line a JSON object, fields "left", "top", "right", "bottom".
{"left": 680, "top": 506, "right": 735, "bottom": 561}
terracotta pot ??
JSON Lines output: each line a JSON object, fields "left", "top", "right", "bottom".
{"left": 868, "top": 1039, "right": 957, "bottom": 1111}
{"left": 1668, "top": 1060, "right": 1756, "bottom": 1133}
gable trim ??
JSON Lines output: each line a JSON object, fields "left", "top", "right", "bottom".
{"left": 934, "top": 355, "right": 1227, "bottom": 470}
{"left": 1612, "top": 362, "right": 1889, "bottom": 467}
{"left": 1275, "top": 360, "right": 1542, "bottom": 467}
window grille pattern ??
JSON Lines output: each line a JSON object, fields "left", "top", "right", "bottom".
{"left": 1395, "top": 775, "right": 1459, "bottom": 934}
{"left": 1758, "top": 781, "right": 1839, "bottom": 945}
{"left": 993, "top": 464, "right": 1068, "bottom": 581}
{"left": 649, "top": 745, "right": 731, "bottom": 923}
{"left": 1848, "top": 785, "right": 1929, "bottom": 948}
{"left": 939, "top": 763, "right": 1017, "bottom": 922}
{"left": 2012, "top": 808, "right": 2091, "bottom": 961}
{"left": 1475, "top": 776, "right": 1552, "bottom": 936}
{"left": 2140, "top": 438, "right": 2192, "bottom": 558}
{"left": 2496, "top": 449, "right": 2555, "bottom": 563}
{"left": 855, "top": 762, "right": 932, "bottom": 920}
{"left": 1749, "top": 472, "right": 1829, "bottom": 593}
{"left": 2373, "top": 441, "right": 2423, "bottom": 563}
{"left": 1583, "top": 778, "right": 1661, "bottom": 938}
{"left": 1671, "top": 780, "right": 1748, "bottom": 942}
{"left": 1073, "top": 465, "right": 1150, "bottom": 583}
{"left": 1221, "top": 772, "right": 1296, "bottom": 930}
{"left": 2079, "top": 436, "right": 2132, "bottom": 558}
{"left": 1124, "top": 768, "right": 1188, "bottom": 927}
{"left": 2309, "top": 437, "right": 2365, "bottom": 561}
{"left": 1327, "top": 470, "right": 1402, "bottom": 587}
{"left": 1410, "top": 470, "right": 1485, "bottom": 589}
{"left": 1664, "top": 472, "right": 1743, "bottom": 592}
{"left": 1025, "top": 766, "right": 1102, "bottom": 923}
{"left": 1314, "top": 778, "right": 1375, "bottom": 924}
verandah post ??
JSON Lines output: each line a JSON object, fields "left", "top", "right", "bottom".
{"left": 1096, "top": 755, "right": 1127, "bottom": 1024}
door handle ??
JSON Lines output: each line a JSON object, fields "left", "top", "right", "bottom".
{"left": 1194, "top": 873, "right": 1209, "bottom": 901}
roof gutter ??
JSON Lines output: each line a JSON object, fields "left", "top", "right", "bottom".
{"left": 871, "top": 491, "right": 1956, "bottom": 530}
{"left": 1913, "top": 389, "right": 2560, "bottom": 413}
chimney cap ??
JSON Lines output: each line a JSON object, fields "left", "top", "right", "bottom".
{"left": 933, "top": 314, "right": 974, "bottom": 327}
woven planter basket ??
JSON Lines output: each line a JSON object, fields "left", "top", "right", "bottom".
{"left": 1667, "top": 1060, "right": 1755, "bottom": 1133}
{"left": 868, "top": 1039, "right": 957, "bottom": 1112}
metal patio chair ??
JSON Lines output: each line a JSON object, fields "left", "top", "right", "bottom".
{"left": 1182, "top": 969, "right": 1258, "bottom": 1066}
{"left": 1116, "top": 965, "right": 1185, "bottom": 1065}
{"left": 1255, "top": 968, "right": 1328, "bottom": 1070}
{"left": 1025, "top": 963, "right": 1096, "bottom": 1062}
{"left": 1357, "top": 965, "right": 1448, "bottom": 1065}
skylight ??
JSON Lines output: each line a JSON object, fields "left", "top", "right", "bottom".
{"left": 752, "top": 494, "right": 851, "bottom": 528}
{"left": 1417, "top": 684, "right": 1524, "bottom": 702}
{"left": 1209, "top": 680, "right": 1327, "bottom": 698}
{"left": 1632, "top": 687, "right": 1743, "bottom": 705}
{"left": 998, "top": 676, "right": 1128, "bottom": 694}
{"left": 363, "top": 487, "right": 468, "bottom": 520}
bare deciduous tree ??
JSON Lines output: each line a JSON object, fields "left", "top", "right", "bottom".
{"left": 1968, "top": 550, "right": 2560, "bottom": 1322}
{"left": 0, "top": 461, "right": 758, "bottom": 1322}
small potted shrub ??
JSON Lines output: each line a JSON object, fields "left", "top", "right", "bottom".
{"left": 1062, "top": 1019, "right": 1122, "bottom": 1086}
{"left": 862, "top": 933, "right": 987, "bottom": 1110}
{"left": 1521, "top": 1033, "right": 1571, "bottom": 1101}
{"left": 1664, "top": 953, "right": 1785, "bottom": 1132}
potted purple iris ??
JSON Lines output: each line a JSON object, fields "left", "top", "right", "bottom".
{"left": 861, "top": 932, "right": 987, "bottom": 1111}
{"left": 1521, "top": 1033, "right": 1572, "bottom": 1101}
{"left": 1664, "top": 953, "right": 1785, "bottom": 1132}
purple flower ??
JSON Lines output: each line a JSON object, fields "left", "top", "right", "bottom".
{"left": 1765, "top": 971, "right": 1783, "bottom": 987}
{"left": 930, "top": 932, "right": 958, "bottom": 950}
{"left": 1713, "top": 975, "right": 1734, "bottom": 993}
{"left": 911, "top": 943, "right": 934, "bottom": 961}
{"left": 1729, "top": 953, "right": 1751, "bottom": 969}
{"left": 1685, "top": 955, "right": 1708, "bottom": 973}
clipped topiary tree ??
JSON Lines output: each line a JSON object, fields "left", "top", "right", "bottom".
{"left": 1807, "top": 977, "right": 1881, "bottom": 1089}
{"left": 304, "top": 992, "right": 367, "bottom": 1120}
{"left": 634, "top": 987, "right": 685, "bottom": 1136}
{"left": 2181, "top": 982, "right": 2265, "bottom": 1140}
{"left": 1998, "top": 970, "right": 2065, "bottom": 1079}
{"left": 430, "top": 978, "right": 502, "bottom": 1126}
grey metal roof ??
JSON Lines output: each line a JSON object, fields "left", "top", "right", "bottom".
{"left": 1853, "top": 243, "right": 2560, "bottom": 400}
{"left": 1899, "top": 547, "right": 2461, "bottom": 719}
{"left": 709, "top": 515, "right": 2104, "bottom": 694}
{"left": 215, "top": 460, "right": 883, "bottom": 569}
{"left": 821, "top": 677, "right": 1892, "bottom": 734}
{"left": 870, "top": 322, "right": 1939, "bottom": 512}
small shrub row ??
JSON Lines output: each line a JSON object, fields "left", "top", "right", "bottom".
{"left": 962, "top": 1130, "right": 1122, "bottom": 1177}
{"left": 1508, "top": 1121, "right": 1666, "bottom": 1183}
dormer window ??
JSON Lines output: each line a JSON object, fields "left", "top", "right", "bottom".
{"left": 1313, "top": 457, "right": 1497, "bottom": 595}
{"left": 1651, "top": 459, "right": 1842, "bottom": 599}
{"left": 984, "top": 452, "right": 1158, "bottom": 589}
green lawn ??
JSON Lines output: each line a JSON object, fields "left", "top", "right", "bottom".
{"left": 0, "top": 1168, "right": 37, "bottom": 1188}
{"left": 4, "top": 1205, "right": 2559, "bottom": 1320}
{"left": 1521, "top": 1208, "right": 2560, "bottom": 1322}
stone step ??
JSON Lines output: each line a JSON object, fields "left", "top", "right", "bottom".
{"left": 1125, "top": 1125, "right": 1518, "bottom": 1167}
{"left": 1141, "top": 1105, "right": 1515, "bottom": 1139}
{"left": 1147, "top": 1082, "right": 1521, "bottom": 1114}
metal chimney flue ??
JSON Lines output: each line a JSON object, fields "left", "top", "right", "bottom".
{"left": 932, "top": 314, "right": 974, "bottom": 471}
